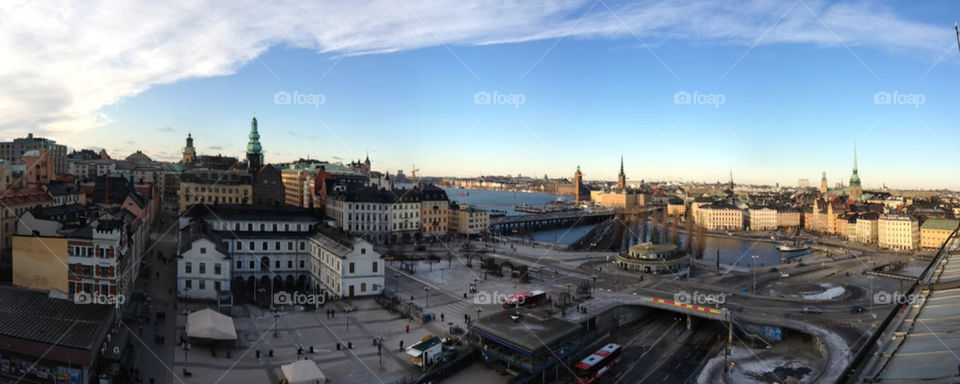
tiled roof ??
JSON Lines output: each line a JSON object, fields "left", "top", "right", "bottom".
{"left": 0, "top": 285, "right": 113, "bottom": 350}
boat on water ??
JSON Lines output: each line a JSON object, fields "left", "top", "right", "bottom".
{"left": 512, "top": 204, "right": 543, "bottom": 213}
{"left": 777, "top": 243, "right": 810, "bottom": 252}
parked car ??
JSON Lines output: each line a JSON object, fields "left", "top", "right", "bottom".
{"left": 851, "top": 305, "right": 867, "bottom": 314}
{"left": 769, "top": 267, "right": 779, "bottom": 273}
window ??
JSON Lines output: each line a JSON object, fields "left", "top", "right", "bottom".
{"left": 349, "top": 262, "right": 355, "bottom": 274}
{"left": 249, "top": 260, "right": 255, "bottom": 269}
{"left": 275, "top": 241, "right": 280, "bottom": 250}
{"left": 200, "top": 247, "right": 206, "bottom": 254}
{"left": 249, "top": 241, "right": 255, "bottom": 250}
{"left": 299, "top": 242, "right": 305, "bottom": 250}
{"left": 214, "top": 281, "right": 221, "bottom": 292}
{"left": 300, "top": 260, "right": 305, "bottom": 269}
{"left": 361, "top": 248, "right": 366, "bottom": 255}
{"left": 214, "top": 263, "right": 221, "bottom": 275}
{"left": 199, "top": 280, "right": 205, "bottom": 290}
{"left": 185, "top": 262, "right": 192, "bottom": 274}
{"left": 361, "top": 283, "right": 366, "bottom": 292}
{"left": 185, "top": 280, "right": 192, "bottom": 289}
{"left": 263, "top": 241, "right": 268, "bottom": 250}
{"left": 237, "top": 241, "right": 243, "bottom": 250}
{"left": 275, "top": 260, "right": 280, "bottom": 268}
{"left": 287, "top": 260, "right": 293, "bottom": 268}
{"left": 372, "top": 262, "right": 378, "bottom": 273}
{"left": 236, "top": 260, "right": 242, "bottom": 270}
{"left": 199, "top": 263, "right": 206, "bottom": 274}
{"left": 287, "top": 242, "right": 293, "bottom": 251}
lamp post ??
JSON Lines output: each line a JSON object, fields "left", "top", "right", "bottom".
{"left": 273, "top": 310, "right": 279, "bottom": 337}
{"left": 475, "top": 307, "right": 482, "bottom": 323}
{"left": 424, "top": 287, "right": 431, "bottom": 308}
{"left": 345, "top": 308, "right": 353, "bottom": 332}
{"left": 182, "top": 342, "right": 191, "bottom": 376}
{"left": 394, "top": 273, "right": 400, "bottom": 294}
{"left": 751, "top": 255, "right": 760, "bottom": 295}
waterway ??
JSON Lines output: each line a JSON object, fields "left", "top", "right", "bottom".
{"left": 437, "top": 187, "right": 821, "bottom": 263}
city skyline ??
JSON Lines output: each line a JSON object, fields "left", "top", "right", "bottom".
{"left": 2, "top": 1, "right": 960, "bottom": 189}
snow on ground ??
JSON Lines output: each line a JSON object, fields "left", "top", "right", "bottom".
{"left": 801, "top": 283, "right": 845, "bottom": 301}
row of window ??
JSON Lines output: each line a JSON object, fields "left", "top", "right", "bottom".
{"left": 184, "top": 262, "right": 222, "bottom": 275}
{"left": 216, "top": 240, "right": 307, "bottom": 252}
{"left": 183, "top": 279, "right": 222, "bottom": 292}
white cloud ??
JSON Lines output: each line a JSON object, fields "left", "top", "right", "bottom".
{"left": 0, "top": 0, "right": 950, "bottom": 138}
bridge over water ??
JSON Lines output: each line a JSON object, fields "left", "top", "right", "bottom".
{"left": 489, "top": 209, "right": 616, "bottom": 232}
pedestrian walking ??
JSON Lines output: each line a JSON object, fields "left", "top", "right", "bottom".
{"left": 405, "top": 324, "right": 410, "bottom": 333}
{"left": 440, "top": 313, "right": 444, "bottom": 322}
{"left": 399, "top": 340, "right": 404, "bottom": 352}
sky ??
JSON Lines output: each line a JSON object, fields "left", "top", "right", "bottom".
{"left": 1, "top": 1, "right": 959, "bottom": 189}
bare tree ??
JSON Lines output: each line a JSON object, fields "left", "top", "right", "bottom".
{"left": 685, "top": 209, "right": 694, "bottom": 254}
{"left": 670, "top": 213, "right": 680, "bottom": 246}
{"left": 695, "top": 221, "right": 707, "bottom": 258}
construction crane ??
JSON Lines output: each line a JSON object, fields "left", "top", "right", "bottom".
{"left": 411, "top": 165, "right": 420, "bottom": 185}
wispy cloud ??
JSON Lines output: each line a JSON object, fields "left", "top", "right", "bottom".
{"left": 0, "top": 0, "right": 950, "bottom": 136}
{"left": 157, "top": 126, "right": 176, "bottom": 133}
{"left": 208, "top": 146, "right": 223, "bottom": 151}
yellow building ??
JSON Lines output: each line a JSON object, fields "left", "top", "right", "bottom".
{"left": 178, "top": 169, "right": 252, "bottom": 213}
{"left": 281, "top": 168, "right": 315, "bottom": 208}
{"left": 748, "top": 207, "right": 777, "bottom": 231}
{"left": 776, "top": 209, "right": 801, "bottom": 228}
{"left": 449, "top": 202, "right": 489, "bottom": 235}
{"left": 878, "top": 214, "right": 919, "bottom": 251}
{"left": 920, "top": 219, "right": 959, "bottom": 250}
{"left": 698, "top": 203, "right": 743, "bottom": 231}
{"left": 589, "top": 189, "right": 647, "bottom": 210}
{"left": 855, "top": 213, "right": 879, "bottom": 245}
{"left": 667, "top": 202, "right": 686, "bottom": 218}
{"left": 420, "top": 186, "right": 449, "bottom": 236}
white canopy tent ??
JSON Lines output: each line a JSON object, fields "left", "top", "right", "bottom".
{"left": 281, "top": 359, "right": 326, "bottom": 384}
{"left": 186, "top": 308, "right": 237, "bottom": 341}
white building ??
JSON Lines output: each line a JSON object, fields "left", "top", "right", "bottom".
{"left": 177, "top": 221, "right": 231, "bottom": 300}
{"left": 325, "top": 187, "right": 393, "bottom": 244}
{"left": 178, "top": 205, "right": 382, "bottom": 303}
{"left": 310, "top": 228, "right": 383, "bottom": 298}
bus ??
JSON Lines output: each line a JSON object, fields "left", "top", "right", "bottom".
{"left": 574, "top": 343, "right": 622, "bottom": 384}
{"left": 502, "top": 290, "right": 547, "bottom": 310}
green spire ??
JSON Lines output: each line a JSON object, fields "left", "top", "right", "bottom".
{"left": 247, "top": 116, "right": 262, "bottom": 154}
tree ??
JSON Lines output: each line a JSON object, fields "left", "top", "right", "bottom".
{"left": 670, "top": 213, "right": 680, "bottom": 246}
{"left": 695, "top": 221, "right": 707, "bottom": 258}
{"left": 685, "top": 209, "right": 694, "bottom": 254}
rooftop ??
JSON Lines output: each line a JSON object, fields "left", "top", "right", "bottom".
{"left": 469, "top": 309, "right": 581, "bottom": 357}
{"left": 921, "top": 219, "right": 959, "bottom": 231}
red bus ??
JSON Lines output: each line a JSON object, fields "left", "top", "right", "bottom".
{"left": 574, "top": 343, "right": 622, "bottom": 384}
{"left": 502, "top": 290, "right": 547, "bottom": 310}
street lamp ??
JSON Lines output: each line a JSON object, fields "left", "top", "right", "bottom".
{"left": 273, "top": 310, "right": 280, "bottom": 337}
{"left": 751, "top": 255, "right": 760, "bottom": 295}
{"left": 394, "top": 273, "right": 400, "bottom": 294}
{"left": 475, "top": 307, "right": 482, "bottom": 323}
{"left": 345, "top": 308, "right": 354, "bottom": 332}
{"left": 424, "top": 287, "right": 431, "bottom": 308}
{"left": 182, "top": 342, "right": 191, "bottom": 376}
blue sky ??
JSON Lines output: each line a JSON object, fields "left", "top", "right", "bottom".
{"left": 3, "top": 1, "right": 960, "bottom": 189}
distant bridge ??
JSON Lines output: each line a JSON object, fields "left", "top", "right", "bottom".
{"left": 489, "top": 209, "right": 615, "bottom": 232}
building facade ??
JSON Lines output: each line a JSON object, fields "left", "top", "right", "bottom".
{"left": 878, "top": 214, "right": 919, "bottom": 250}
{"left": 920, "top": 219, "right": 958, "bottom": 250}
